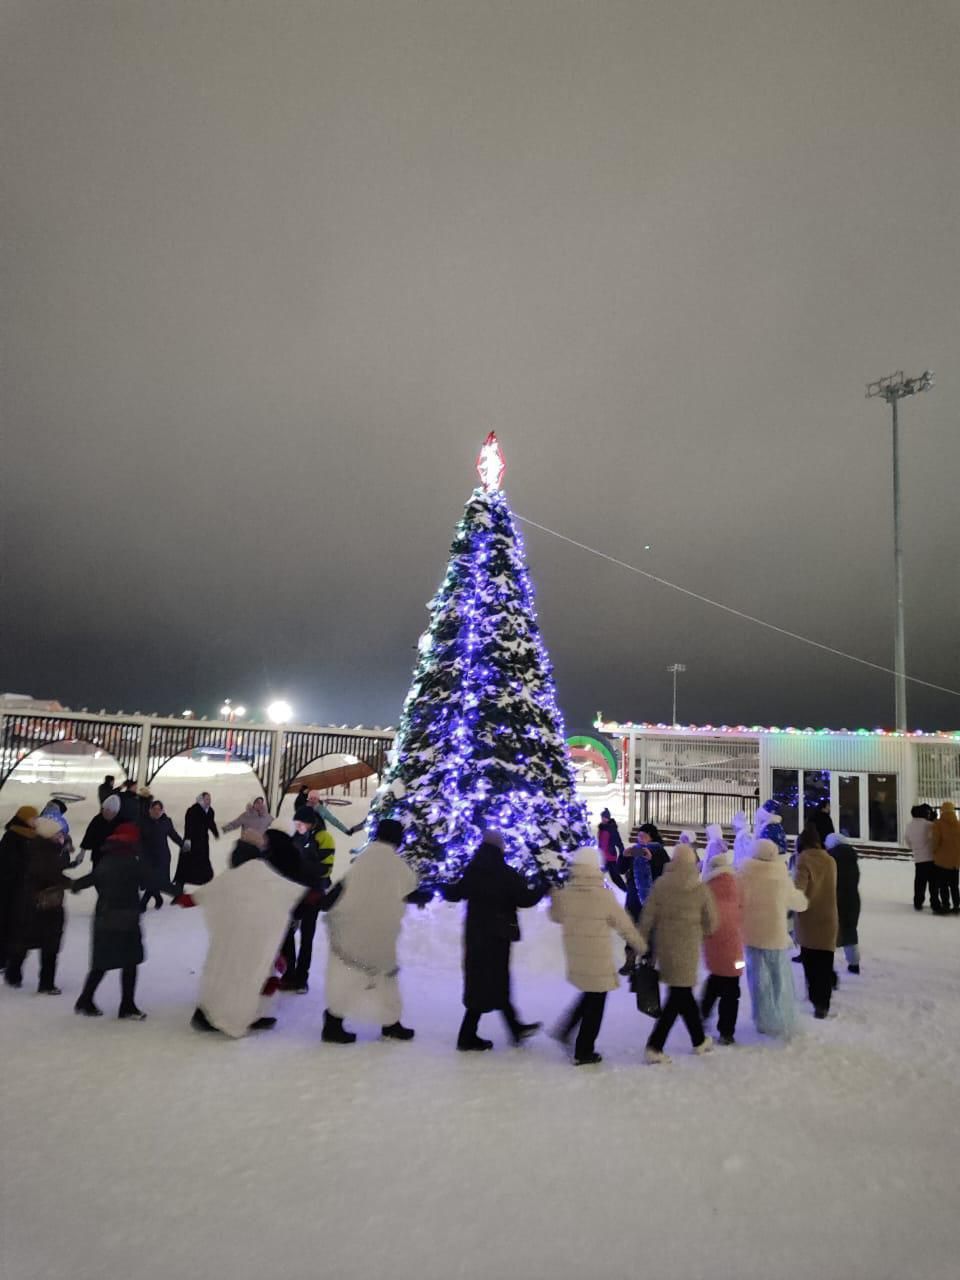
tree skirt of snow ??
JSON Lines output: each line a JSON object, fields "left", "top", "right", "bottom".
{"left": 2, "top": 861, "right": 959, "bottom": 1280}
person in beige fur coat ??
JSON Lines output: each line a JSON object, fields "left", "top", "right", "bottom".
{"left": 549, "top": 847, "right": 645, "bottom": 1066}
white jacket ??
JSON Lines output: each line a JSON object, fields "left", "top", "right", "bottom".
{"left": 904, "top": 817, "right": 935, "bottom": 863}
{"left": 549, "top": 848, "right": 645, "bottom": 992}
{"left": 326, "top": 840, "right": 418, "bottom": 974}
{"left": 738, "top": 839, "right": 808, "bottom": 950}
{"left": 192, "top": 860, "right": 303, "bottom": 1037}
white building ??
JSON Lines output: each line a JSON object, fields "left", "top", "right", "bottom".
{"left": 598, "top": 719, "right": 960, "bottom": 848}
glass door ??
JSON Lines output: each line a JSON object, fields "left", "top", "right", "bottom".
{"left": 834, "top": 773, "right": 863, "bottom": 840}
{"left": 828, "top": 772, "right": 899, "bottom": 843}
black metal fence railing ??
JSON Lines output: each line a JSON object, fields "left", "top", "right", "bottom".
{"left": 637, "top": 790, "right": 759, "bottom": 832}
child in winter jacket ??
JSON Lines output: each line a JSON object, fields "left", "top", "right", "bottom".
{"left": 640, "top": 844, "right": 719, "bottom": 1063}
{"left": 700, "top": 845, "right": 745, "bottom": 1044}
{"left": 549, "top": 847, "right": 645, "bottom": 1066}
{"left": 739, "top": 838, "right": 809, "bottom": 1038}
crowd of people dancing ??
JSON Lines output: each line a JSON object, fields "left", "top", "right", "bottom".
{"left": 1, "top": 779, "right": 958, "bottom": 1065}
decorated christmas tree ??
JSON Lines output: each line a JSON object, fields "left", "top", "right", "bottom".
{"left": 369, "top": 433, "right": 589, "bottom": 883}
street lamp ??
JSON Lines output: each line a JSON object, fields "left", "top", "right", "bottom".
{"left": 666, "top": 664, "right": 686, "bottom": 726}
{"left": 266, "top": 699, "right": 294, "bottom": 725}
{"left": 219, "top": 700, "right": 246, "bottom": 723}
{"left": 866, "top": 369, "right": 934, "bottom": 730}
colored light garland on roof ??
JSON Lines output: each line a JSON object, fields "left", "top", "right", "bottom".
{"left": 595, "top": 718, "right": 960, "bottom": 741}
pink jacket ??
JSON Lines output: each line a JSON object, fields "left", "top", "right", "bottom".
{"left": 702, "top": 871, "right": 744, "bottom": 978}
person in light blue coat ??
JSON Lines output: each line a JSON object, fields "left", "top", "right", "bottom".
{"left": 738, "top": 838, "right": 809, "bottom": 1038}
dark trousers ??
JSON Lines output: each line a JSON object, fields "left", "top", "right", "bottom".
{"left": 282, "top": 903, "right": 320, "bottom": 986}
{"left": 934, "top": 866, "right": 960, "bottom": 912}
{"left": 700, "top": 974, "right": 741, "bottom": 1040}
{"left": 79, "top": 965, "right": 138, "bottom": 1011}
{"left": 6, "top": 947, "right": 58, "bottom": 991}
{"left": 800, "top": 947, "right": 834, "bottom": 1013}
{"left": 459, "top": 1004, "right": 523, "bottom": 1044}
{"left": 914, "top": 862, "right": 936, "bottom": 909}
{"left": 647, "top": 986, "right": 705, "bottom": 1051}
{"left": 558, "top": 991, "right": 607, "bottom": 1059}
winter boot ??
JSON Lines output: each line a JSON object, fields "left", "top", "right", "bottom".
{"left": 248, "top": 1016, "right": 277, "bottom": 1031}
{"left": 74, "top": 999, "right": 103, "bottom": 1017}
{"left": 191, "top": 1007, "right": 218, "bottom": 1033}
{"left": 644, "top": 1047, "right": 671, "bottom": 1064}
{"left": 848, "top": 963, "right": 860, "bottom": 974}
{"left": 693, "top": 1037, "right": 714, "bottom": 1055}
{"left": 718, "top": 1035, "right": 736, "bottom": 1046}
{"left": 512, "top": 1021, "right": 542, "bottom": 1044}
{"left": 118, "top": 1006, "right": 147, "bottom": 1021}
{"left": 322, "top": 1011, "right": 357, "bottom": 1044}
{"left": 574, "top": 1052, "right": 603, "bottom": 1066}
{"left": 457, "top": 1035, "right": 494, "bottom": 1052}
{"left": 381, "top": 1021, "right": 415, "bottom": 1041}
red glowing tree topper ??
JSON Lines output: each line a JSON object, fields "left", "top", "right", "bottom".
{"left": 476, "top": 431, "right": 506, "bottom": 492}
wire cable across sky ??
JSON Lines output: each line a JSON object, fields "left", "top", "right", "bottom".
{"left": 516, "top": 514, "right": 960, "bottom": 703}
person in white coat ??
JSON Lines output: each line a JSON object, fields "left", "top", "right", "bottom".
{"left": 180, "top": 840, "right": 307, "bottom": 1037}
{"left": 738, "top": 838, "right": 809, "bottom": 1038}
{"left": 904, "top": 804, "right": 937, "bottom": 910}
{"left": 321, "top": 818, "right": 423, "bottom": 1044}
{"left": 548, "top": 847, "right": 645, "bottom": 1066}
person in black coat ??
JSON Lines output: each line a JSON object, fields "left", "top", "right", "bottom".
{"left": 442, "top": 830, "right": 546, "bottom": 1051}
{"left": 175, "top": 792, "right": 219, "bottom": 891}
{"left": 116, "top": 781, "right": 143, "bottom": 824}
{"left": 826, "top": 833, "right": 861, "bottom": 974}
{"left": 139, "top": 800, "right": 185, "bottom": 911}
{"left": 71, "top": 823, "right": 148, "bottom": 1018}
{"left": 4, "top": 817, "right": 72, "bottom": 993}
{"left": 811, "top": 803, "right": 836, "bottom": 847}
{"left": 98, "top": 775, "right": 118, "bottom": 805}
{"left": 0, "top": 807, "right": 40, "bottom": 968}
{"left": 79, "top": 795, "right": 121, "bottom": 867}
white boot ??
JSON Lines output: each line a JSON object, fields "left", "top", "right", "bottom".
{"left": 645, "top": 1047, "right": 672, "bottom": 1064}
{"left": 693, "top": 1037, "right": 714, "bottom": 1055}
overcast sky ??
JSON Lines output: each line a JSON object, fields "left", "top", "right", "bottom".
{"left": 2, "top": 0, "right": 959, "bottom": 735}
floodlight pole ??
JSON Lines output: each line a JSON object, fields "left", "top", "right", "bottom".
{"left": 667, "top": 663, "right": 686, "bottom": 726}
{"left": 865, "top": 370, "right": 933, "bottom": 731}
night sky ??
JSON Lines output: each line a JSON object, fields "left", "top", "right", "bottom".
{"left": 2, "top": 1, "right": 958, "bottom": 734}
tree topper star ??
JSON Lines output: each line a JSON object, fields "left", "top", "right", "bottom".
{"left": 476, "top": 431, "right": 506, "bottom": 491}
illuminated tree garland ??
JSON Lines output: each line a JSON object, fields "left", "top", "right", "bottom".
{"left": 369, "top": 434, "right": 589, "bottom": 884}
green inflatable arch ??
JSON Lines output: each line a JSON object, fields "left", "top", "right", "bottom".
{"left": 566, "top": 734, "right": 618, "bottom": 782}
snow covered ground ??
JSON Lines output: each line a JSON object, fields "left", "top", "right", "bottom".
{"left": 2, "top": 859, "right": 958, "bottom": 1280}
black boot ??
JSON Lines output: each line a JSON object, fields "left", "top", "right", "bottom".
{"left": 191, "top": 1007, "right": 218, "bottom": 1033}
{"left": 457, "top": 1034, "right": 494, "bottom": 1051}
{"left": 75, "top": 999, "right": 103, "bottom": 1017}
{"left": 119, "top": 1005, "right": 147, "bottom": 1021}
{"left": 322, "top": 1011, "right": 357, "bottom": 1044}
{"left": 249, "top": 1016, "right": 277, "bottom": 1031}
{"left": 381, "top": 1021, "right": 415, "bottom": 1041}
{"left": 512, "top": 1021, "right": 542, "bottom": 1043}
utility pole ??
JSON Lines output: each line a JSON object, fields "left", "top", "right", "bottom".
{"left": 666, "top": 663, "right": 686, "bottom": 726}
{"left": 865, "top": 370, "right": 933, "bottom": 730}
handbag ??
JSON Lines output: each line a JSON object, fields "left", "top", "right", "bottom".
{"left": 629, "top": 958, "right": 661, "bottom": 1017}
